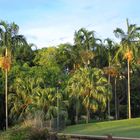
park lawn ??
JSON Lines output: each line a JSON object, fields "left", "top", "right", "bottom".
{"left": 63, "top": 118, "right": 140, "bottom": 138}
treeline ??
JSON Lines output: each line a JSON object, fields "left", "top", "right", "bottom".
{"left": 0, "top": 19, "right": 140, "bottom": 129}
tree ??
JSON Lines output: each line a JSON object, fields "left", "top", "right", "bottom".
{"left": 56, "top": 43, "right": 74, "bottom": 71}
{"left": 0, "top": 21, "right": 28, "bottom": 58}
{"left": 104, "top": 38, "right": 115, "bottom": 119}
{"left": 81, "top": 67, "right": 111, "bottom": 123}
{"left": 74, "top": 28, "right": 95, "bottom": 51}
{"left": 104, "top": 65, "right": 120, "bottom": 119}
{"left": 14, "top": 43, "right": 34, "bottom": 65}
{"left": 67, "top": 67, "right": 111, "bottom": 123}
{"left": 114, "top": 19, "right": 140, "bottom": 119}
{"left": 0, "top": 20, "right": 28, "bottom": 129}
{"left": 67, "top": 70, "right": 83, "bottom": 124}
{"left": 8, "top": 65, "right": 41, "bottom": 123}
{"left": 74, "top": 28, "right": 95, "bottom": 67}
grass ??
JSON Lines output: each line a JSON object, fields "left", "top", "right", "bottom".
{"left": 62, "top": 118, "right": 140, "bottom": 138}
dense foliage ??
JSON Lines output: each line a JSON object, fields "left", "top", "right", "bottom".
{"left": 0, "top": 19, "right": 140, "bottom": 130}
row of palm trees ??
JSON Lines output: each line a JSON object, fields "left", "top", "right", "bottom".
{"left": 1, "top": 19, "right": 140, "bottom": 130}
{"left": 72, "top": 19, "right": 140, "bottom": 120}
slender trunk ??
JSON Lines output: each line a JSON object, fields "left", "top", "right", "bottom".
{"left": 114, "top": 77, "right": 118, "bottom": 120}
{"left": 5, "top": 69, "right": 8, "bottom": 130}
{"left": 75, "top": 99, "right": 79, "bottom": 124}
{"left": 107, "top": 60, "right": 111, "bottom": 120}
{"left": 127, "top": 60, "right": 131, "bottom": 119}
{"left": 50, "top": 117, "right": 53, "bottom": 130}
{"left": 50, "top": 119, "right": 51, "bottom": 130}
{"left": 5, "top": 48, "right": 8, "bottom": 130}
{"left": 108, "top": 73, "right": 111, "bottom": 120}
{"left": 57, "top": 87, "right": 59, "bottom": 130}
{"left": 86, "top": 108, "right": 89, "bottom": 124}
{"left": 85, "top": 63, "right": 90, "bottom": 124}
{"left": 117, "top": 99, "right": 120, "bottom": 119}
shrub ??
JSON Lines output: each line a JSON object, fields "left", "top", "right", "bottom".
{"left": 28, "top": 127, "right": 49, "bottom": 140}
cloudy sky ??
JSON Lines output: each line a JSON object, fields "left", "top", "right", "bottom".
{"left": 0, "top": 0, "right": 140, "bottom": 48}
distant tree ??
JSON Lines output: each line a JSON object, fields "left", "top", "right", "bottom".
{"left": 74, "top": 28, "right": 95, "bottom": 67}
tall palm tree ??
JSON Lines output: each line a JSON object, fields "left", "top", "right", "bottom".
{"left": 67, "top": 29, "right": 95, "bottom": 122}
{"left": 0, "top": 20, "right": 27, "bottom": 129}
{"left": 114, "top": 19, "right": 140, "bottom": 119}
{"left": 104, "top": 38, "right": 115, "bottom": 119}
{"left": 104, "top": 65, "right": 119, "bottom": 119}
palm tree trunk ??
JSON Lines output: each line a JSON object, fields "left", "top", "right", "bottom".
{"left": 57, "top": 87, "right": 59, "bottom": 130}
{"left": 114, "top": 77, "right": 118, "bottom": 120}
{"left": 108, "top": 60, "right": 111, "bottom": 120}
{"left": 117, "top": 99, "right": 120, "bottom": 119}
{"left": 5, "top": 48, "right": 8, "bottom": 130}
{"left": 108, "top": 73, "right": 111, "bottom": 120}
{"left": 127, "top": 60, "right": 131, "bottom": 119}
{"left": 86, "top": 108, "right": 89, "bottom": 124}
{"left": 5, "top": 69, "right": 8, "bottom": 130}
{"left": 50, "top": 119, "right": 51, "bottom": 130}
{"left": 75, "top": 99, "right": 79, "bottom": 124}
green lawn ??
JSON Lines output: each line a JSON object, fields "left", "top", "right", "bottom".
{"left": 62, "top": 118, "right": 140, "bottom": 138}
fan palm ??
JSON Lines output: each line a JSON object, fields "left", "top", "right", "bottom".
{"left": 80, "top": 67, "right": 111, "bottom": 123}
{"left": 67, "top": 67, "right": 111, "bottom": 123}
{"left": 67, "top": 71, "right": 83, "bottom": 124}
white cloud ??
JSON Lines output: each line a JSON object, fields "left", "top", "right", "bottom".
{"left": 20, "top": 25, "right": 74, "bottom": 48}
{"left": 17, "top": 0, "right": 140, "bottom": 48}
{"left": 20, "top": 10, "right": 123, "bottom": 48}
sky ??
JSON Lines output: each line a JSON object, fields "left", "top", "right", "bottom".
{"left": 0, "top": 0, "right": 140, "bottom": 48}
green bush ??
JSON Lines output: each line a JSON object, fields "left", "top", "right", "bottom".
{"left": 0, "top": 126, "right": 51, "bottom": 140}
{"left": 0, "top": 126, "right": 31, "bottom": 140}
{"left": 29, "top": 127, "right": 49, "bottom": 140}
{"left": 57, "top": 134, "right": 70, "bottom": 140}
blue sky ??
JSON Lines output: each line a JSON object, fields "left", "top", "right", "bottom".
{"left": 0, "top": 0, "right": 140, "bottom": 48}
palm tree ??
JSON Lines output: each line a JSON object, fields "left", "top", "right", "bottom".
{"left": 74, "top": 28, "right": 96, "bottom": 67}
{"left": 67, "top": 67, "right": 111, "bottom": 123}
{"left": 67, "top": 71, "right": 83, "bottom": 124}
{"left": 0, "top": 21, "right": 27, "bottom": 54}
{"left": 8, "top": 75, "right": 39, "bottom": 122}
{"left": 81, "top": 67, "right": 111, "bottom": 123}
{"left": 104, "top": 65, "right": 119, "bottom": 119}
{"left": 74, "top": 28, "right": 95, "bottom": 50}
{"left": 114, "top": 19, "right": 140, "bottom": 119}
{"left": 104, "top": 38, "right": 115, "bottom": 119}
{"left": 0, "top": 21, "right": 27, "bottom": 129}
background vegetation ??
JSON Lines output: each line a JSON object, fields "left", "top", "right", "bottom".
{"left": 0, "top": 19, "right": 140, "bottom": 132}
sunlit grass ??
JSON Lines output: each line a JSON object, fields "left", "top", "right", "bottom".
{"left": 63, "top": 118, "right": 140, "bottom": 138}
